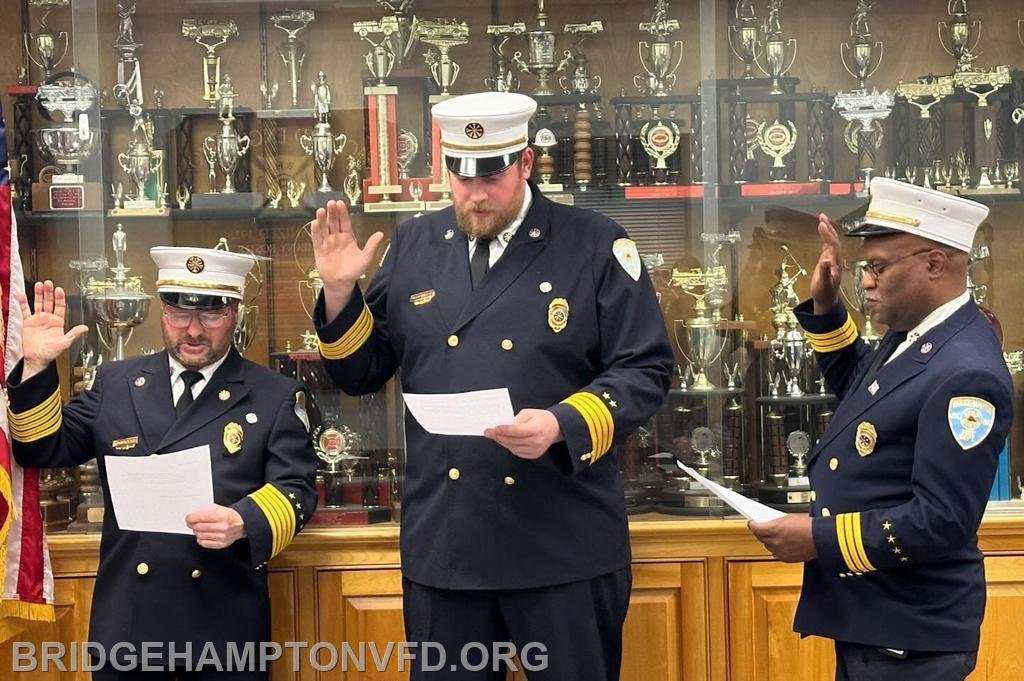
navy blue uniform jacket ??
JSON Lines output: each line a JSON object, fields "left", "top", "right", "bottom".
{"left": 7, "top": 348, "right": 317, "bottom": 663}
{"left": 314, "top": 182, "right": 673, "bottom": 590}
{"left": 793, "top": 299, "right": 1013, "bottom": 651}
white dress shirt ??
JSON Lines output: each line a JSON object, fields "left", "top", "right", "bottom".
{"left": 169, "top": 351, "right": 230, "bottom": 406}
{"left": 886, "top": 289, "right": 971, "bottom": 365}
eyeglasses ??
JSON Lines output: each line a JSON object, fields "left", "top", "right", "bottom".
{"left": 163, "top": 310, "right": 231, "bottom": 329}
{"left": 860, "top": 248, "right": 935, "bottom": 279}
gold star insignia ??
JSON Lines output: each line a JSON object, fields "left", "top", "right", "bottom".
{"left": 602, "top": 392, "right": 611, "bottom": 400}
{"left": 299, "top": 513, "right": 305, "bottom": 520}
{"left": 295, "top": 502, "right": 301, "bottom": 509}
{"left": 893, "top": 547, "right": 902, "bottom": 555}
{"left": 899, "top": 556, "right": 909, "bottom": 563}
{"left": 882, "top": 521, "right": 892, "bottom": 531}
{"left": 288, "top": 493, "right": 296, "bottom": 499}
{"left": 886, "top": 535, "right": 896, "bottom": 544}
{"left": 609, "top": 400, "right": 618, "bottom": 408}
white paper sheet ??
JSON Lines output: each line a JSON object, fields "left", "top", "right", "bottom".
{"left": 104, "top": 445, "right": 215, "bottom": 534}
{"left": 676, "top": 461, "right": 787, "bottom": 523}
{"left": 402, "top": 388, "right": 516, "bottom": 436}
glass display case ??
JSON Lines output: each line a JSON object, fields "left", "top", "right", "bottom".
{"left": 4, "top": 0, "right": 1024, "bottom": 533}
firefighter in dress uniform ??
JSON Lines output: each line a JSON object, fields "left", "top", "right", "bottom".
{"left": 8, "top": 247, "right": 318, "bottom": 680}
{"left": 309, "top": 92, "right": 673, "bottom": 680}
{"left": 749, "top": 178, "right": 1013, "bottom": 681}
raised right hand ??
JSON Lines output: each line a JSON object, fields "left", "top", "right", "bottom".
{"left": 810, "top": 213, "right": 843, "bottom": 315}
{"left": 311, "top": 200, "right": 385, "bottom": 320}
{"left": 311, "top": 200, "right": 385, "bottom": 290}
{"left": 18, "top": 280, "right": 89, "bottom": 380}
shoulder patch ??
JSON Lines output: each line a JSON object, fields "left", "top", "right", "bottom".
{"left": 612, "top": 238, "right": 641, "bottom": 282}
{"left": 947, "top": 396, "right": 996, "bottom": 450}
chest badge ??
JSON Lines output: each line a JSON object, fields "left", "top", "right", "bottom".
{"left": 223, "top": 422, "right": 244, "bottom": 455}
{"left": 410, "top": 289, "right": 436, "bottom": 306}
{"left": 111, "top": 436, "right": 139, "bottom": 451}
{"left": 548, "top": 297, "right": 569, "bottom": 333}
{"left": 855, "top": 421, "right": 877, "bottom": 456}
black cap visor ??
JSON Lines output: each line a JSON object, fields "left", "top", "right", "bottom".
{"left": 445, "top": 151, "right": 522, "bottom": 179}
{"left": 160, "top": 291, "right": 232, "bottom": 310}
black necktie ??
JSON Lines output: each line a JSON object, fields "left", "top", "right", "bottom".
{"left": 863, "top": 330, "right": 908, "bottom": 385}
{"left": 470, "top": 238, "right": 492, "bottom": 290}
{"left": 175, "top": 370, "right": 204, "bottom": 417}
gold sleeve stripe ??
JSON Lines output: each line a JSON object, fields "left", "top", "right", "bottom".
{"left": 561, "top": 392, "right": 614, "bottom": 463}
{"left": 850, "top": 512, "right": 876, "bottom": 572}
{"left": 248, "top": 484, "right": 297, "bottom": 559}
{"left": 836, "top": 513, "right": 863, "bottom": 573}
{"left": 8, "top": 390, "right": 63, "bottom": 443}
{"left": 318, "top": 304, "right": 373, "bottom": 360}
{"left": 805, "top": 314, "right": 859, "bottom": 353}
{"left": 562, "top": 394, "right": 600, "bottom": 462}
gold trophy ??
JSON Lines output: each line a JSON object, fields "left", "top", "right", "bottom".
{"left": 300, "top": 73, "right": 348, "bottom": 194}
{"left": 640, "top": 119, "right": 681, "bottom": 184}
{"left": 635, "top": 0, "right": 683, "bottom": 96}
{"left": 182, "top": 19, "right": 239, "bottom": 107}
{"left": 270, "top": 9, "right": 315, "bottom": 108}
{"left": 418, "top": 19, "right": 469, "bottom": 97}
{"left": 84, "top": 224, "right": 152, "bottom": 362}
{"left": 669, "top": 266, "right": 729, "bottom": 391}
{"left": 485, "top": 23, "right": 526, "bottom": 93}
{"left": 939, "top": 0, "right": 980, "bottom": 74}
{"left": 344, "top": 153, "right": 365, "bottom": 206}
{"left": 34, "top": 79, "right": 100, "bottom": 210}
{"left": 24, "top": 0, "right": 69, "bottom": 82}
{"left": 510, "top": 1, "right": 574, "bottom": 96}
{"left": 534, "top": 128, "right": 563, "bottom": 193}
{"left": 202, "top": 75, "right": 250, "bottom": 194}
{"left": 895, "top": 77, "right": 954, "bottom": 119}
{"left": 769, "top": 246, "right": 808, "bottom": 397}
{"left": 756, "top": 120, "right": 797, "bottom": 181}
{"left": 113, "top": 108, "right": 168, "bottom": 216}
{"left": 728, "top": 0, "right": 761, "bottom": 79}
{"left": 753, "top": 0, "right": 796, "bottom": 96}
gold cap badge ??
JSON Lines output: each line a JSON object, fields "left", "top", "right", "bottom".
{"left": 185, "top": 255, "right": 205, "bottom": 274}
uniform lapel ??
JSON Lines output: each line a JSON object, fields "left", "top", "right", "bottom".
{"left": 155, "top": 348, "right": 250, "bottom": 453}
{"left": 810, "top": 302, "right": 979, "bottom": 462}
{"left": 128, "top": 350, "right": 176, "bottom": 454}
{"left": 451, "top": 186, "right": 551, "bottom": 334}
{"left": 429, "top": 212, "right": 473, "bottom": 331}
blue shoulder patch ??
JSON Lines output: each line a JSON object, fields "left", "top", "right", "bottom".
{"left": 947, "top": 396, "right": 996, "bottom": 451}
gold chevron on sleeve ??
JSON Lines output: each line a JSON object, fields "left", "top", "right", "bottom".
{"left": 849, "top": 512, "right": 876, "bottom": 572}
{"left": 561, "top": 391, "right": 615, "bottom": 463}
{"left": 805, "top": 314, "right": 859, "bottom": 353}
{"left": 248, "top": 483, "right": 297, "bottom": 559}
{"left": 8, "top": 389, "right": 63, "bottom": 443}
{"left": 318, "top": 304, "right": 373, "bottom": 360}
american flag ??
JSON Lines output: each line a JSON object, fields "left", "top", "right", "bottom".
{"left": 0, "top": 98, "right": 54, "bottom": 625}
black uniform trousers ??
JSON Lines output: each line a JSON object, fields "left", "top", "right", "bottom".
{"left": 834, "top": 641, "right": 977, "bottom": 681}
{"left": 403, "top": 567, "right": 631, "bottom": 681}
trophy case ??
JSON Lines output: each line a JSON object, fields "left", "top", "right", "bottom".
{"left": 4, "top": 0, "right": 1024, "bottom": 535}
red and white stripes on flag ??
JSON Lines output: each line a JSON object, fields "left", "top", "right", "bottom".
{"left": 0, "top": 101, "right": 55, "bottom": 623}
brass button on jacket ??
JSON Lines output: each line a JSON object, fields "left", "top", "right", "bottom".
{"left": 447, "top": 335, "right": 459, "bottom": 347}
{"left": 136, "top": 562, "right": 149, "bottom": 576}
{"left": 448, "top": 467, "right": 461, "bottom": 481}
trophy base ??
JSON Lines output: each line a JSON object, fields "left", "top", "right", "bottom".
{"left": 32, "top": 182, "right": 103, "bottom": 212}
{"left": 424, "top": 199, "right": 452, "bottom": 211}
{"left": 66, "top": 504, "right": 105, "bottom": 533}
{"left": 960, "top": 186, "right": 1020, "bottom": 195}
{"left": 40, "top": 499, "right": 72, "bottom": 533}
{"left": 303, "top": 191, "right": 349, "bottom": 210}
{"left": 756, "top": 482, "right": 812, "bottom": 507}
{"left": 363, "top": 199, "right": 424, "bottom": 213}
{"left": 308, "top": 505, "right": 392, "bottom": 526}
{"left": 109, "top": 205, "right": 170, "bottom": 217}
{"left": 191, "top": 192, "right": 265, "bottom": 210}
{"left": 537, "top": 182, "right": 565, "bottom": 194}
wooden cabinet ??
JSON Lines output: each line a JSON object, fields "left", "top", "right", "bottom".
{"left": 4, "top": 518, "right": 1024, "bottom": 680}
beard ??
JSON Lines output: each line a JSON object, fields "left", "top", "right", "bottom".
{"left": 454, "top": 183, "right": 525, "bottom": 241}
